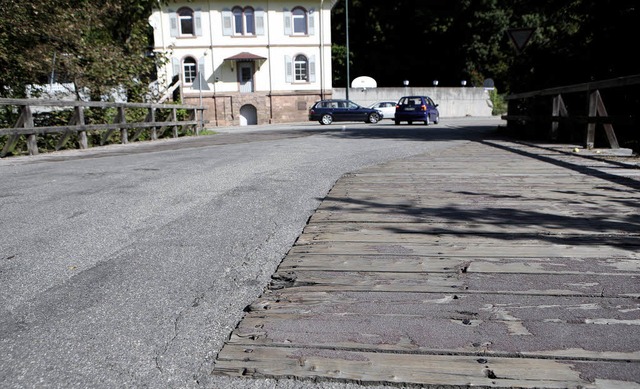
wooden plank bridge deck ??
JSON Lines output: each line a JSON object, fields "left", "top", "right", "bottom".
{"left": 212, "top": 139, "right": 640, "bottom": 388}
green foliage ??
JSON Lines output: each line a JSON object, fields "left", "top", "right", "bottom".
{"left": 331, "top": 0, "right": 639, "bottom": 93}
{"left": 488, "top": 89, "right": 507, "bottom": 116}
{"left": 0, "top": 0, "right": 168, "bottom": 100}
{"left": 331, "top": 44, "right": 350, "bottom": 87}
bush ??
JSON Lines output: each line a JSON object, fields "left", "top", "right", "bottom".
{"left": 489, "top": 89, "right": 507, "bottom": 116}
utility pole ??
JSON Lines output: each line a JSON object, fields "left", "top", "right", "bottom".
{"left": 345, "top": 0, "right": 350, "bottom": 101}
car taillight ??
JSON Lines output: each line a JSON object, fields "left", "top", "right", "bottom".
{"left": 421, "top": 105, "right": 427, "bottom": 111}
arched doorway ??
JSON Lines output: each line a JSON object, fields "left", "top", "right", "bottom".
{"left": 239, "top": 104, "right": 257, "bottom": 126}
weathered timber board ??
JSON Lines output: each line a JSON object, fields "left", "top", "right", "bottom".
{"left": 278, "top": 253, "right": 640, "bottom": 275}
{"left": 234, "top": 292, "right": 640, "bottom": 360}
{"left": 287, "top": 240, "right": 638, "bottom": 259}
{"left": 267, "top": 270, "right": 639, "bottom": 297}
{"left": 214, "top": 344, "right": 639, "bottom": 388}
{"left": 296, "top": 222, "right": 640, "bottom": 240}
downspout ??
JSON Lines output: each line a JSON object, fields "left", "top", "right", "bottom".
{"left": 267, "top": 0, "right": 274, "bottom": 123}
{"left": 208, "top": 0, "right": 218, "bottom": 126}
{"left": 345, "top": 0, "right": 349, "bottom": 101}
{"left": 156, "top": 0, "right": 168, "bottom": 90}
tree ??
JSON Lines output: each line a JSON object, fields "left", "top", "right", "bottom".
{"left": 0, "top": 0, "right": 166, "bottom": 101}
{"left": 331, "top": 0, "right": 639, "bottom": 93}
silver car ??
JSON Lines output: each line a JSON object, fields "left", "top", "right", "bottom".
{"left": 368, "top": 101, "right": 397, "bottom": 120}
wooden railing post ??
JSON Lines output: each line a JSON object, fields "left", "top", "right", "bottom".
{"left": 22, "top": 106, "right": 38, "bottom": 155}
{"left": 150, "top": 107, "right": 158, "bottom": 140}
{"left": 551, "top": 94, "right": 568, "bottom": 141}
{"left": 77, "top": 106, "right": 88, "bottom": 149}
{"left": 172, "top": 108, "right": 178, "bottom": 138}
{"left": 119, "top": 106, "right": 128, "bottom": 144}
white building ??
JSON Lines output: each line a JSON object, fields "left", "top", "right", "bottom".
{"left": 148, "top": 1, "right": 337, "bottom": 126}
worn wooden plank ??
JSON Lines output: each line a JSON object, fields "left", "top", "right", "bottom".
{"left": 267, "top": 270, "right": 640, "bottom": 297}
{"left": 278, "top": 253, "right": 640, "bottom": 275}
{"left": 287, "top": 240, "right": 638, "bottom": 259}
{"left": 296, "top": 222, "right": 640, "bottom": 240}
{"left": 233, "top": 292, "right": 640, "bottom": 361}
{"left": 213, "top": 344, "right": 639, "bottom": 388}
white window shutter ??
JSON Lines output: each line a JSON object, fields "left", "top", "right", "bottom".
{"left": 309, "top": 55, "right": 316, "bottom": 82}
{"left": 169, "top": 10, "right": 178, "bottom": 37}
{"left": 283, "top": 9, "right": 291, "bottom": 35}
{"left": 255, "top": 9, "right": 265, "bottom": 35}
{"left": 222, "top": 9, "right": 233, "bottom": 36}
{"left": 194, "top": 10, "right": 202, "bottom": 36}
{"left": 285, "top": 55, "right": 292, "bottom": 83}
{"left": 172, "top": 58, "right": 180, "bottom": 79}
{"left": 308, "top": 11, "right": 315, "bottom": 35}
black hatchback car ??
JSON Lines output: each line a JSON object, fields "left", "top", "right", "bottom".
{"left": 309, "top": 99, "right": 382, "bottom": 125}
{"left": 394, "top": 95, "right": 440, "bottom": 125}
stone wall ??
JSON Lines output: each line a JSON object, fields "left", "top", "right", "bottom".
{"left": 333, "top": 87, "right": 494, "bottom": 118}
{"left": 185, "top": 91, "right": 331, "bottom": 127}
{"left": 185, "top": 87, "right": 493, "bottom": 127}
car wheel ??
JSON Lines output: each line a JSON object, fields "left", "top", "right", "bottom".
{"left": 408, "top": 121, "right": 413, "bottom": 125}
{"left": 367, "top": 112, "right": 380, "bottom": 124}
{"left": 425, "top": 115, "right": 431, "bottom": 125}
{"left": 434, "top": 115, "right": 439, "bottom": 124}
{"left": 320, "top": 114, "right": 333, "bottom": 125}
{"left": 394, "top": 120, "right": 400, "bottom": 125}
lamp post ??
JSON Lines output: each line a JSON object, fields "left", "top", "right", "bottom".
{"left": 433, "top": 80, "right": 439, "bottom": 87}
{"left": 345, "top": 0, "right": 350, "bottom": 101}
{"left": 461, "top": 80, "right": 467, "bottom": 87}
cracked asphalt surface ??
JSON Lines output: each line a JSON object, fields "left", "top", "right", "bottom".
{"left": 0, "top": 118, "right": 503, "bottom": 389}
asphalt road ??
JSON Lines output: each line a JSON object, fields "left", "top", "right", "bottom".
{"left": 0, "top": 118, "right": 504, "bottom": 389}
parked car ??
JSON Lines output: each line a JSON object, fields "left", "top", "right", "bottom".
{"left": 309, "top": 99, "right": 382, "bottom": 125}
{"left": 368, "top": 101, "right": 397, "bottom": 120}
{"left": 394, "top": 95, "right": 440, "bottom": 125}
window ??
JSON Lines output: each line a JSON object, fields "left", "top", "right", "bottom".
{"left": 283, "top": 7, "right": 314, "bottom": 36}
{"left": 232, "top": 6, "right": 255, "bottom": 35}
{"left": 294, "top": 55, "right": 308, "bottom": 82}
{"left": 285, "top": 54, "right": 315, "bottom": 83}
{"left": 222, "top": 8, "right": 264, "bottom": 36}
{"left": 183, "top": 57, "right": 197, "bottom": 83}
{"left": 178, "top": 8, "right": 194, "bottom": 35}
{"left": 170, "top": 8, "right": 202, "bottom": 37}
{"left": 292, "top": 7, "right": 307, "bottom": 35}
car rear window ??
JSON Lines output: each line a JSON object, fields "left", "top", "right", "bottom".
{"left": 400, "top": 97, "right": 423, "bottom": 106}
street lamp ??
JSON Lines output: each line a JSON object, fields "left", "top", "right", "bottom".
{"left": 403, "top": 80, "right": 409, "bottom": 87}
{"left": 461, "top": 80, "right": 467, "bottom": 87}
{"left": 433, "top": 80, "right": 439, "bottom": 87}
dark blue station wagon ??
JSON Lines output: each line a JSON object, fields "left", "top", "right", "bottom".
{"left": 394, "top": 95, "right": 440, "bottom": 125}
{"left": 309, "top": 99, "right": 382, "bottom": 125}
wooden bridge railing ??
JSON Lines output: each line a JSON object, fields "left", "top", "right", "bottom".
{"left": 501, "top": 74, "right": 640, "bottom": 150}
{"left": 0, "top": 98, "right": 205, "bottom": 157}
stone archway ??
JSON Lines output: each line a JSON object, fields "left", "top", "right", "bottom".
{"left": 239, "top": 104, "right": 258, "bottom": 126}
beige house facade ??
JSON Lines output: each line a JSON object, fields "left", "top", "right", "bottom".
{"left": 148, "top": 1, "right": 337, "bottom": 127}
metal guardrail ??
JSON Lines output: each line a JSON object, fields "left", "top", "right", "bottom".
{"left": 501, "top": 75, "right": 640, "bottom": 150}
{"left": 0, "top": 98, "right": 205, "bottom": 157}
